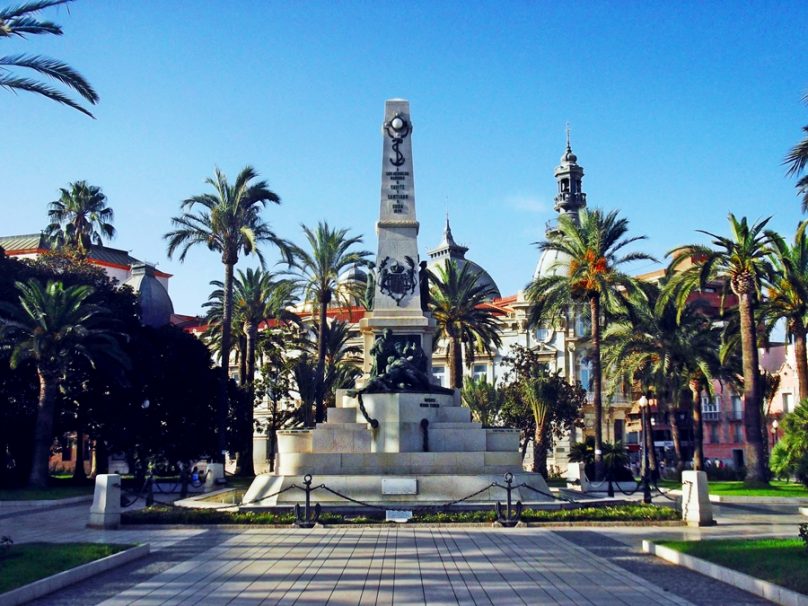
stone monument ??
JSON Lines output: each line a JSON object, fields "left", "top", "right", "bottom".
{"left": 242, "top": 100, "right": 550, "bottom": 508}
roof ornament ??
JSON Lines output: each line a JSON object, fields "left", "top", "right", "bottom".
{"left": 566, "top": 122, "right": 571, "bottom": 152}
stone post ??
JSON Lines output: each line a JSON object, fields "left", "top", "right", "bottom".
{"left": 205, "top": 463, "right": 224, "bottom": 492}
{"left": 88, "top": 473, "right": 122, "bottom": 529}
{"left": 681, "top": 470, "right": 714, "bottom": 526}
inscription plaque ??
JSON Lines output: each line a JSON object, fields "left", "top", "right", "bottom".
{"left": 382, "top": 478, "right": 418, "bottom": 495}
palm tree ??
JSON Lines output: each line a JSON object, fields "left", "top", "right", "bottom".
{"left": 291, "top": 222, "right": 371, "bottom": 425}
{"left": 165, "top": 165, "right": 290, "bottom": 462}
{"left": 763, "top": 221, "right": 808, "bottom": 401}
{"left": 461, "top": 376, "right": 503, "bottom": 428}
{"left": 526, "top": 208, "right": 653, "bottom": 479}
{"left": 0, "top": 279, "right": 126, "bottom": 488}
{"left": 45, "top": 181, "right": 115, "bottom": 253}
{"left": 430, "top": 260, "right": 502, "bottom": 390}
{"left": 603, "top": 282, "right": 721, "bottom": 471}
{"left": 1, "top": 0, "right": 99, "bottom": 117}
{"left": 203, "top": 269, "right": 299, "bottom": 476}
{"left": 664, "top": 214, "right": 777, "bottom": 484}
{"left": 785, "top": 93, "right": 808, "bottom": 212}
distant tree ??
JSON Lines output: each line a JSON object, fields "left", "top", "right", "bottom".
{"left": 430, "top": 260, "right": 502, "bottom": 390}
{"left": 769, "top": 400, "right": 808, "bottom": 487}
{"left": 785, "top": 93, "right": 808, "bottom": 212}
{"left": 602, "top": 281, "right": 721, "bottom": 471}
{"left": 165, "top": 165, "right": 290, "bottom": 462}
{"left": 763, "top": 221, "right": 808, "bottom": 401}
{"left": 499, "top": 345, "right": 585, "bottom": 477}
{"left": 45, "top": 181, "right": 115, "bottom": 253}
{"left": 0, "top": 280, "right": 127, "bottom": 488}
{"left": 526, "top": 208, "right": 653, "bottom": 479}
{"left": 254, "top": 338, "right": 300, "bottom": 472}
{"left": 291, "top": 222, "right": 370, "bottom": 425}
{"left": 461, "top": 376, "right": 504, "bottom": 428}
{"left": 664, "top": 214, "right": 777, "bottom": 484}
{"left": 0, "top": 0, "right": 99, "bottom": 117}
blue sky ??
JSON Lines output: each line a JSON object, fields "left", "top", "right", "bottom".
{"left": 3, "top": 1, "right": 807, "bottom": 314}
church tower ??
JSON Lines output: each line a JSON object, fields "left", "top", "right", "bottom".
{"left": 553, "top": 129, "right": 587, "bottom": 223}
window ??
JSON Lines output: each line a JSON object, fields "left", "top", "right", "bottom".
{"left": 433, "top": 366, "right": 446, "bottom": 387}
{"left": 710, "top": 423, "right": 720, "bottom": 444}
{"left": 734, "top": 423, "right": 744, "bottom": 443}
{"left": 701, "top": 397, "right": 719, "bottom": 414}
{"left": 472, "top": 364, "right": 488, "bottom": 383}
{"left": 578, "top": 359, "right": 593, "bottom": 393}
{"left": 535, "top": 326, "right": 553, "bottom": 343}
{"left": 574, "top": 316, "right": 590, "bottom": 337}
{"left": 731, "top": 395, "right": 742, "bottom": 420}
{"left": 783, "top": 393, "right": 793, "bottom": 414}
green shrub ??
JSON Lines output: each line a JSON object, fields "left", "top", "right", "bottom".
{"left": 799, "top": 523, "right": 808, "bottom": 550}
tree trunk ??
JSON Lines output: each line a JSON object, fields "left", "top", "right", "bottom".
{"left": 794, "top": 322, "right": 808, "bottom": 402}
{"left": 314, "top": 292, "right": 329, "bottom": 425}
{"left": 644, "top": 409, "right": 659, "bottom": 479}
{"left": 738, "top": 292, "right": 767, "bottom": 484}
{"left": 94, "top": 437, "right": 109, "bottom": 476}
{"left": 520, "top": 435, "right": 530, "bottom": 463}
{"left": 666, "top": 388, "right": 684, "bottom": 474}
{"left": 589, "top": 296, "right": 604, "bottom": 480}
{"left": 216, "top": 261, "right": 236, "bottom": 464}
{"left": 691, "top": 389, "right": 704, "bottom": 471}
{"left": 450, "top": 336, "right": 463, "bottom": 389}
{"left": 72, "top": 423, "right": 86, "bottom": 483}
{"left": 238, "top": 335, "right": 247, "bottom": 386}
{"left": 532, "top": 426, "right": 548, "bottom": 478}
{"left": 28, "top": 369, "right": 58, "bottom": 489}
{"left": 239, "top": 322, "right": 257, "bottom": 477}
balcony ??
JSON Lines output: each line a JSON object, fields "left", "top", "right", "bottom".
{"left": 703, "top": 411, "right": 720, "bottom": 422}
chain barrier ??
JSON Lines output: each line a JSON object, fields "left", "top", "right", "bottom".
{"left": 651, "top": 480, "right": 681, "bottom": 503}
{"left": 118, "top": 471, "right": 677, "bottom": 528}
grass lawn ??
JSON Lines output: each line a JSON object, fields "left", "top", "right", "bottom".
{"left": 0, "top": 543, "right": 129, "bottom": 593}
{"left": 660, "top": 538, "right": 808, "bottom": 595}
{"left": 657, "top": 479, "right": 808, "bottom": 497}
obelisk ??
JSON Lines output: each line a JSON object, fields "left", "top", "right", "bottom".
{"left": 359, "top": 99, "right": 435, "bottom": 375}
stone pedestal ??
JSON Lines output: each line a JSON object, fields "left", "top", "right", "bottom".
{"left": 205, "top": 463, "right": 224, "bottom": 492}
{"left": 681, "top": 470, "right": 714, "bottom": 526}
{"left": 88, "top": 473, "right": 122, "bottom": 529}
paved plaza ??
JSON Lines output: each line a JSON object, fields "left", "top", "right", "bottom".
{"left": 1, "top": 499, "right": 803, "bottom": 605}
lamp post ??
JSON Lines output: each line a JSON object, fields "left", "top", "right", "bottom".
{"left": 638, "top": 395, "right": 652, "bottom": 504}
{"left": 771, "top": 419, "right": 779, "bottom": 446}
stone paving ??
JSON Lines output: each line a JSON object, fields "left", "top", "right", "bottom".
{"left": 2, "top": 498, "right": 804, "bottom": 605}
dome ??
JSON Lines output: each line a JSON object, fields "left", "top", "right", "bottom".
{"left": 427, "top": 216, "right": 501, "bottom": 300}
{"left": 124, "top": 263, "right": 174, "bottom": 328}
{"left": 428, "top": 257, "right": 501, "bottom": 300}
{"left": 561, "top": 147, "right": 577, "bottom": 163}
{"left": 338, "top": 265, "right": 368, "bottom": 285}
{"left": 533, "top": 247, "right": 572, "bottom": 280}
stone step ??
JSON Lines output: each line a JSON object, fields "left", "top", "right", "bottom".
{"left": 326, "top": 408, "right": 358, "bottom": 423}
{"left": 275, "top": 450, "right": 523, "bottom": 475}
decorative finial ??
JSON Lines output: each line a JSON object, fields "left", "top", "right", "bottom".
{"left": 565, "top": 122, "right": 571, "bottom": 151}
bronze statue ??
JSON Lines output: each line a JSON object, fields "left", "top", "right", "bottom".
{"left": 418, "top": 261, "right": 430, "bottom": 312}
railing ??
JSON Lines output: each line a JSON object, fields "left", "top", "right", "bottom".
{"left": 703, "top": 411, "right": 720, "bottom": 422}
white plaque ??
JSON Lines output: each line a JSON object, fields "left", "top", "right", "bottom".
{"left": 382, "top": 478, "right": 417, "bottom": 495}
{"left": 386, "top": 510, "right": 413, "bottom": 523}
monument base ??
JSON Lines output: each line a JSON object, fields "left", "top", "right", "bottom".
{"left": 241, "top": 472, "right": 552, "bottom": 509}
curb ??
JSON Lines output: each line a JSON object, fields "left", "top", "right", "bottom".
{"left": 119, "top": 519, "right": 684, "bottom": 529}
{"left": 0, "top": 543, "right": 150, "bottom": 606}
{"left": 642, "top": 540, "right": 807, "bottom": 606}
{"left": 709, "top": 495, "right": 808, "bottom": 505}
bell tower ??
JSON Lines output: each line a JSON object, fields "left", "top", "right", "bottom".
{"left": 553, "top": 127, "right": 587, "bottom": 223}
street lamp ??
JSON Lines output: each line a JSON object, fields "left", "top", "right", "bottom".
{"left": 771, "top": 419, "right": 779, "bottom": 446}
{"left": 638, "top": 395, "right": 652, "bottom": 504}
